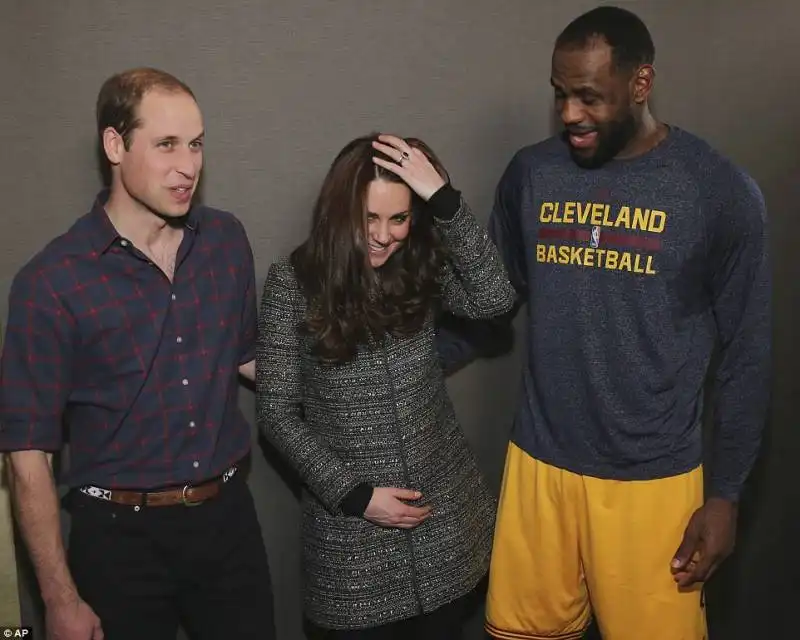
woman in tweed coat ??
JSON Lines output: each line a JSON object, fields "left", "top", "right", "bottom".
{"left": 256, "top": 133, "right": 515, "bottom": 638}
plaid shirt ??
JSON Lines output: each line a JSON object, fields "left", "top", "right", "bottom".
{"left": 0, "top": 191, "right": 256, "bottom": 489}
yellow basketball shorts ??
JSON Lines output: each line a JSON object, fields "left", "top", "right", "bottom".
{"left": 486, "top": 442, "right": 707, "bottom": 640}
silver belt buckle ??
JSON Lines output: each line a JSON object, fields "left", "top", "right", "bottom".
{"left": 181, "top": 484, "right": 203, "bottom": 507}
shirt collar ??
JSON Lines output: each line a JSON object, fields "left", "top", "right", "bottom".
{"left": 87, "top": 189, "right": 201, "bottom": 255}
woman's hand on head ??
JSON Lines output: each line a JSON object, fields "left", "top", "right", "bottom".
{"left": 363, "top": 486, "right": 432, "bottom": 529}
{"left": 372, "top": 134, "right": 446, "bottom": 202}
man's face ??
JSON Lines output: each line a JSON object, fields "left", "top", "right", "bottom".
{"left": 115, "top": 89, "right": 204, "bottom": 218}
{"left": 551, "top": 41, "right": 638, "bottom": 169}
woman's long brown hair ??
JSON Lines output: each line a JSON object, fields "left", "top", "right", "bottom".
{"left": 290, "top": 133, "right": 450, "bottom": 364}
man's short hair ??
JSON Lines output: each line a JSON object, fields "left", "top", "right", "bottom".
{"left": 96, "top": 67, "right": 195, "bottom": 150}
{"left": 555, "top": 6, "right": 655, "bottom": 71}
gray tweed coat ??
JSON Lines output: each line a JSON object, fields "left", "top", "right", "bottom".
{"left": 256, "top": 198, "right": 515, "bottom": 630}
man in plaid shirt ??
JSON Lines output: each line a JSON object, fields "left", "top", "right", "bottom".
{"left": 0, "top": 68, "right": 275, "bottom": 640}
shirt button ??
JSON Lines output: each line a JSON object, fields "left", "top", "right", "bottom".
{"left": 176, "top": 336, "right": 183, "bottom": 343}
{"left": 182, "top": 378, "right": 189, "bottom": 386}
{"left": 120, "top": 239, "right": 129, "bottom": 247}
{"left": 171, "top": 294, "right": 177, "bottom": 301}
{"left": 193, "top": 461, "right": 199, "bottom": 469}
{"left": 189, "top": 421, "right": 196, "bottom": 428}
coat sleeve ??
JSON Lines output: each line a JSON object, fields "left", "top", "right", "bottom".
{"left": 256, "top": 261, "right": 362, "bottom": 513}
{"left": 431, "top": 185, "right": 516, "bottom": 319}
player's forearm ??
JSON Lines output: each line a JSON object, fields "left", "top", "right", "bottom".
{"left": 6, "top": 450, "right": 79, "bottom": 606}
{"left": 708, "top": 307, "right": 771, "bottom": 500}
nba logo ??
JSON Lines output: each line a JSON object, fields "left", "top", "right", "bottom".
{"left": 590, "top": 225, "right": 601, "bottom": 248}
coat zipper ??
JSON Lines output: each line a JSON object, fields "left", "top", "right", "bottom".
{"left": 381, "top": 338, "right": 425, "bottom": 616}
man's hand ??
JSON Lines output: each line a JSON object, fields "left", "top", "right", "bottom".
{"left": 46, "top": 594, "right": 103, "bottom": 640}
{"left": 671, "top": 497, "right": 738, "bottom": 588}
{"left": 6, "top": 451, "right": 100, "bottom": 639}
{"left": 238, "top": 359, "right": 255, "bottom": 382}
{"left": 363, "top": 487, "right": 432, "bottom": 529}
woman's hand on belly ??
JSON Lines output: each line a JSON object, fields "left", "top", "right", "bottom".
{"left": 364, "top": 487, "right": 432, "bottom": 529}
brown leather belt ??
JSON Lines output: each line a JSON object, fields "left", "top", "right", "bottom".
{"left": 79, "top": 466, "right": 237, "bottom": 507}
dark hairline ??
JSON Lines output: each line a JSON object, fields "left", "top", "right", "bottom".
{"left": 554, "top": 6, "right": 655, "bottom": 73}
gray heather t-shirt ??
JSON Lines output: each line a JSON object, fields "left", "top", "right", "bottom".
{"left": 483, "top": 127, "right": 770, "bottom": 500}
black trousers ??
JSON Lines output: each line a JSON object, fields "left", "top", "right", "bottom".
{"left": 327, "top": 590, "right": 473, "bottom": 640}
{"left": 65, "top": 473, "right": 275, "bottom": 640}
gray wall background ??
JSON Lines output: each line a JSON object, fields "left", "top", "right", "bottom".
{"left": 1, "top": 0, "right": 797, "bottom": 638}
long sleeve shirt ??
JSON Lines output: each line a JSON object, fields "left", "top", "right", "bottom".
{"left": 437, "top": 127, "right": 771, "bottom": 501}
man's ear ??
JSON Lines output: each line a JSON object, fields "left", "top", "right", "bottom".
{"left": 632, "top": 64, "right": 655, "bottom": 104}
{"left": 102, "top": 126, "right": 125, "bottom": 166}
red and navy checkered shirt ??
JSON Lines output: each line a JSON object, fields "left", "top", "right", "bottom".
{"left": 0, "top": 191, "right": 257, "bottom": 489}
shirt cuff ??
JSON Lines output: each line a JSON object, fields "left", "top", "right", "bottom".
{"left": 339, "top": 482, "right": 374, "bottom": 517}
{"left": 708, "top": 481, "right": 742, "bottom": 503}
{"left": 426, "top": 183, "right": 461, "bottom": 221}
{"left": 239, "top": 345, "right": 256, "bottom": 366}
{"left": 0, "top": 420, "right": 63, "bottom": 452}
